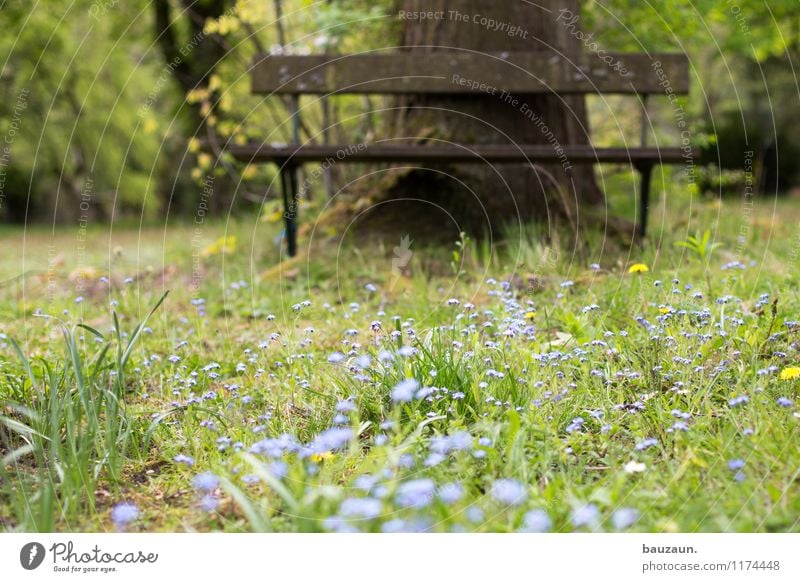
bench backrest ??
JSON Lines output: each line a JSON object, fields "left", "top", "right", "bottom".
{"left": 250, "top": 52, "right": 690, "bottom": 96}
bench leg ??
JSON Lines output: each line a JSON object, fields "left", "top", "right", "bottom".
{"left": 637, "top": 163, "right": 654, "bottom": 238}
{"left": 280, "top": 164, "right": 299, "bottom": 257}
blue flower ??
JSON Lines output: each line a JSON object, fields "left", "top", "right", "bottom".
{"left": 430, "top": 431, "right": 472, "bottom": 455}
{"left": 327, "top": 352, "right": 346, "bottom": 364}
{"left": 306, "top": 428, "right": 353, "bottom": 455}
{"left": 249, "top": 434, "right": 298, "bottom": 458}
{"left": 354, "top": 474, "right": 377, "bottom": 492}
{"left": 268, "top": 461, "right": 288, "bottom": 479}
{"left": 416, "top": 386, "right": 436, "bottom": 400}
{"left": 339, "top": 498, "right": 383, "bottom": 519}
{"left": 381, "top": 518, "right": 431, "bottom": 533}
{"left": 354, "top": 355, "right": 372, "bottom": 369}
{"left": 466, "top": 506, "right": 484, "bottom": 523}
{"left": 396, "top": 479, "right": 436, "bottom": 508}
{"left": 520, "top": 509, "right": 551, "bottom": 533}
{"left": 397, "top": 454, "right": 414, "bottom": 469}
{"left": 611, "top": 507, "right": 639, "bottom": 530}
{"left": 192, "top": 472, "right": 219, "bottom": 492}
{"left": 397, "top": 346, "right": 417, "bottom": 358}
{"left": 173, "top": 453, "right": 195, "bottom": 466}
{"left": 667, "top": 421, "right": 689, "bottom": 433}
{"left": 490, "top": 479, "right": 527, "bottom": 506}
{"left": 110, "top": 502, "right": 139, "bottom": 528}
{"left": 727, "top": 459, "right": 745, "bottom": 471}
{"left": 566, "top": 417, "right": 584, "bottom": 433}
{"left": 571, "top": 504, "right": 600, "bottom": 528}
{"left": 391, "top": 379, "right": 420, "bottom": 403}
{"left": 336, "top": 399, "right": 357, "bottom": 413}
{"left": 424, "top": 453, "right": 446, "bottom": 467}
{"left": 777, "top": 397, "right": 794, "bottom": 408}
{"left": 635, "top": 438, "right": 659, "bottom": 451}
{"left": 728, "top": 395, "right": 749, "bottom": 407}
{"left": 199, "top": 495, "right": 219, "bottom": 512}
{"left": 438, "top": 482, "right": 464, "bottom": 504}
{"left": 324, "top": 517, "right": 359, "bottom": 533}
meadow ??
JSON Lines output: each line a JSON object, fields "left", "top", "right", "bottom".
{"left": 1, "top": 194, "right": 798, "bottom": 533}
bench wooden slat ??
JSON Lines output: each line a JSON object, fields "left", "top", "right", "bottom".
{"left": 251, "top": 52, "right": 689, "bottom": 95}
{"left": 228, "top": 143, "right": 694, "bottom": 164}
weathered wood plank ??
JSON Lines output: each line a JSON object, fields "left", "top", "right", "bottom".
{"left": 250, "top": 52, "right": 689, "bottom": 95}
{"left": 228, "top": 143, "right": 695, "bottom": 164}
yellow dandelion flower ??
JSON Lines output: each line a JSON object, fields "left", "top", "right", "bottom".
{"left": 779, "top": 366, "right": 800, "bottom": 381}
{"left": 310, "top": 452, "right": 333, "bottom": 463}
{"left": 658, "top": 307, "right": 671, "bottom": 315}
{"left": 628, "top": 263, "right": 649, "bottom": 274}
{"left": 524, "top": 311, "right": 537, "bottom": 321}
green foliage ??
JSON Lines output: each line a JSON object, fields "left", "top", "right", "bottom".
{"left": 674, "top": 229, "right": 722, "bottom": 263}
{"left": 675, "top": 229, "right": 722, "bottom": 294}
{"left": 584, "top": 0, "right": 799, "bottom": 61}
{"left": 0, "top": 1, "right": 169, "bottom": 220}
{"left": 0, "top": 293, "right": 167, "bottom": 531}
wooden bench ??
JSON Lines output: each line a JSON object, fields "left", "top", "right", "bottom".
{"left": 228, "top": 51, "right": 696, "bottom": 256}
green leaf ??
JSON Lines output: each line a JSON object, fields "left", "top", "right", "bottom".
{"left": 0, "top": 416, "right": 49, "bottom": 441}
{"left": 240, "top": 453, "right": 300, "bottom": 513}
{"left": 506, "top": 408, "right": 521, "bottom": 448}
{"left": 76, "top": 323, "right": 105, "bottom": 340}
{"left": 120, "top": 291, "right": 168, "bottom": 369}
{"left": 218, "top": 476, "right": 272, "bottom": 533}
{"left": 9, "top": 338, "right": 35, "bottom": 388}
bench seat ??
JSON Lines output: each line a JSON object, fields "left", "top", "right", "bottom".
{"left": 228, "top": 143, "right": 689, "bottom": 165}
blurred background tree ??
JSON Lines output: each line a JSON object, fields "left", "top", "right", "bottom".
{"left": 0, "top": 0, "right": 165, "bottom": 222}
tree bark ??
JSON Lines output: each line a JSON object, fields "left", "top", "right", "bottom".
{"left": 389, "top": 0, "right": 603, "bottom": 236}
{"left": 152, "top": 0, "right": 232, "bottom": 216}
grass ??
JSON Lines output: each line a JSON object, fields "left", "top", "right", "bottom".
{"left": 0, "top": 191, "right": 799, "bottom": 533}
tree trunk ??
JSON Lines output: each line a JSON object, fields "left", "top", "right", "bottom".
{"left": 153, "top": 0, "right": 232, "bottom": 217}
{"left": 387, "top": 0, "right": 603, "bottom": 237}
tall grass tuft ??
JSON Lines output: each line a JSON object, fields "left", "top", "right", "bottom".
{"left": 0, "top": 292, "right": 167, "bottom": 531}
